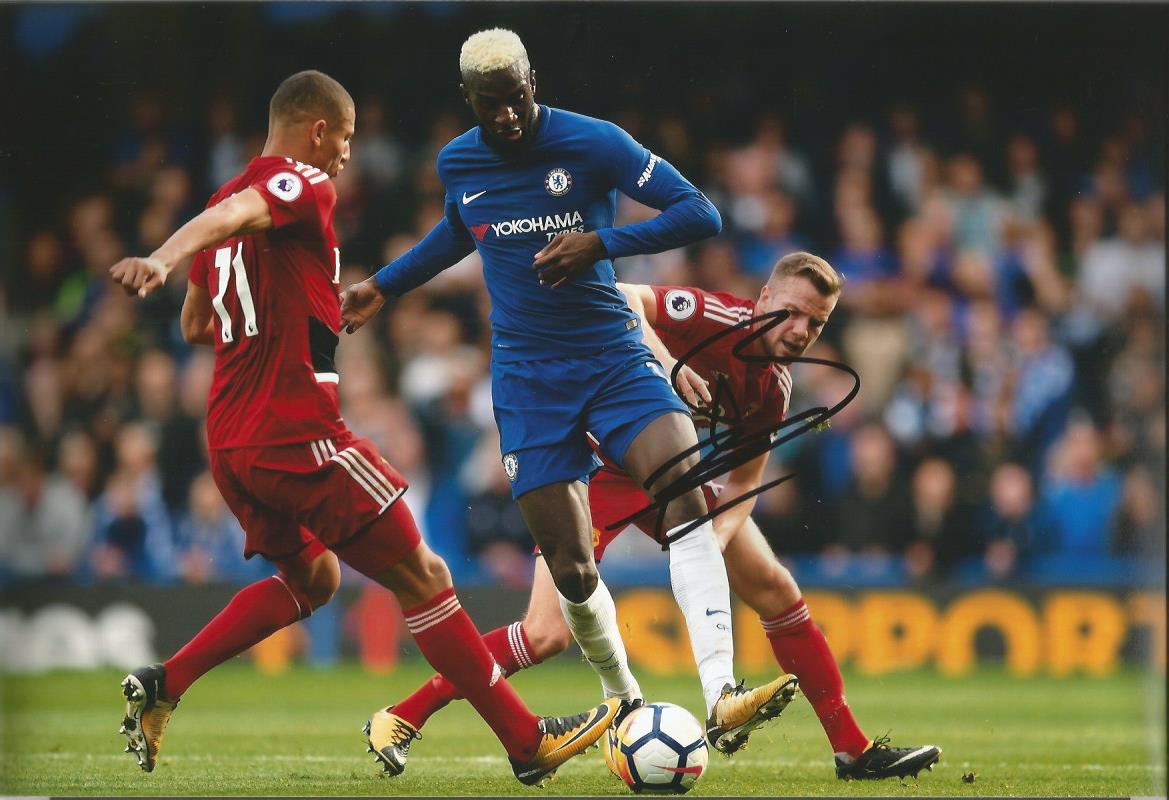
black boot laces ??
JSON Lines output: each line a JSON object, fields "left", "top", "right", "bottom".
{"left": 390, "top": 719, "right": 422, "bottom": 752}
{"left": 542, "top": 709, "right": 589, "bottom": 737}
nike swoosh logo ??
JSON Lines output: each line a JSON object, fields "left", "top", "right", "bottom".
{"left": 706, "top": 608, "right": 730, "bottom": 616}
{"left": 462, "top": 190, "right": 487, "bottom": 204}
{"left": 888, "top": 746, "right": 937, "bottom": 767}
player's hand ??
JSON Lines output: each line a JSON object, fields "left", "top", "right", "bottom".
{"left": 339, "top": 277, "right": 386, "bottom": 333}
{"left": 533, "top": 231, "right": 607, "bottom": 288}
{"left": 665, "top": 358, "right": 711, "bottom": 408}
{"left": 110, "top": 257, "right": 171, "bottom": 298}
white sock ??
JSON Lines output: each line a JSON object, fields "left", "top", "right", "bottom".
{"left": 558, "top": 578, "right": 642, "bottom": 701}
{"left": 668, "top": 519, "right": 735, "bottom": 716}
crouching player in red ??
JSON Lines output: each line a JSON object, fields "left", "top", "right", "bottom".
{"left": 108, "top": 69, "right": 617, "bottom": 785}
{"left": 387, "top": 252, "right": 941, "bottom": 780}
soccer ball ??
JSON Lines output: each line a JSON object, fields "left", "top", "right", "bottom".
{"left": 604, "top": 702, "right": 709, "bottom": 793}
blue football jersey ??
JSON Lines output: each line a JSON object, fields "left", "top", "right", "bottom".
{"left": 377, "top": 105, "right": 720, "bottom": 363}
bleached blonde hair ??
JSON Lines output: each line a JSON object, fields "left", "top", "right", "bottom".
{"left": 459, "top": 28, "right": 530, "bottom": 80}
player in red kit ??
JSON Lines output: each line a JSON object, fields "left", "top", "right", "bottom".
{"left": 382, "top": 252, "right": 941, "bottom": 781}
{"left": 109, "top": 70, "right": 618, "bottom": 785}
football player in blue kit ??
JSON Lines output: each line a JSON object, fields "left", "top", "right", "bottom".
{"left": 342, "top": 28, "right": 797, "bottom": 775}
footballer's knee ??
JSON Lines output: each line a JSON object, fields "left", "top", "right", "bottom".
{"left": 279, "top": 550, "right": 341, "bottom": 613}
{"left": 660, "top": 486, "right": 709, "bottom": 532}
{"left": 412, "top": 548, "right": 453, "bottom": 596}
{"left": 523, "top": 618, "right": 574, "bottom": 661}
{"left": 375, "top": 544, "right": 453, "bottom": 607}
{"left": 766, "top": 561, "right": 801, "bottom": 607}
{"left": 548, "top": 558, "right": 598, "bottom": 604}
{"left": 744, "top": 561, "right": 802, "bottom": 617}
{"left": 303, "top": 552, "right": 342, "bottom": 608}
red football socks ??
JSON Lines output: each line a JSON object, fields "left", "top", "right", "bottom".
{"left": 763, "top": 598, "right": 870, "bottom": 758}
{"left": 402, "top": 589, "right": 541, "bottom": 761}
{"left": 393, "top": 621, "right": 537, "bottom": 729}
{"left": 164, "top": 575, "right": 309, "bottom": 699}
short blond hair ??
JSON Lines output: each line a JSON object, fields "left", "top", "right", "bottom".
{"left": 768, "top": 251, "right": 844, "bottom": 296}
{"left": 459, "top": 28, "right": 529, "bottom": 79}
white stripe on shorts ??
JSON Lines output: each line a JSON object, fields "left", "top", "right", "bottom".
{"left": 330, "top": 448, "right": 393, "bottom": 510}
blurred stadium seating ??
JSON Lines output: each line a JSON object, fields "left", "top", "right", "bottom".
{"left": 1, "top": 3, "right": 1163, "bottom": 604}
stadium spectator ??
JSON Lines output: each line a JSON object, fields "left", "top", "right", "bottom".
{"left": 953, "top": 87, "right": 1000, "bottom": 181}
{"left": 725, "top": 114, "right": 815, "bottom": 216}
{"left": 205, "top": 95, "right": 248, "bottom": 191}
{"left": 753, "top": 468, "right": 820, "bottom": 556}
{"left": 734, "top": 189, "right": 809, "bottom": 276}
{"left": 89, "top": 424, "right": 175, "bottom": 582}
{"left": 834, "top": 207, "right": 908, "bottom": 412}
{"left": 885, "top": 104, "right": 930, "bottom": 217}
{"left": 904, "top": 457, "right": 979, "bottom": 580}
{"left": 1111, "top": 465, "right": 1163, "bottom": 560}
{"left": 460, "top": 430, "right": 534, "bottom": 587}
{"left": 1077, "top": 201, "right": 1165, "bottom": 322}
{"left": 110, "top": 92, "right": 191, "bottom": 193}
{"left": 979, "top": 462, "right": 1044, "bottom": 581}
{"left": 833, "top": 423, "right": 913, "bottom": 559}
{"left": 175, "top": 471, "right": 271, "bottom": 584}
{"left": 1107, "top": 315, "right": 1164, "bottom": 464}
{"left": 0, "top": 438, "right": 90, "bottom": 580}
{"left": 133, "top": 349, "right": 203, "bottom": 513}
{"left": 57, "top": 429, "right": 102, "bottom": 500}
{"left": 945, "top": 153, "right": 1006, "bottom": 255}
{"left": 1008, "top": 307, "right": 1075, "bottom": 472}
{"left": 19, "top": 231, "right": 68, "bottom": 314}
{"left": 1005, "top": 134, "right": 1047, "bottom": 223}
{"left": 1040, "top": 420, "right": 1123, "bottom": 558}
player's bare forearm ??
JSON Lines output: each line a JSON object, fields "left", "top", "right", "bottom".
{"left": 152, "top": 188, "right": 273, "bottom": 269}
{"left": 184, "top": 322, "right": 216, "bottom": 346}
{"left": 711, "top": 452, "right": 769, "bottom": 548}
{"left": 616, "top": 282, "right": 659, "bottom": 327}
{"left": 619, "top": 283, "right": 671, "bottom": 363}
{"left": 112, "top": 189, "right": 274, "bottom": 298}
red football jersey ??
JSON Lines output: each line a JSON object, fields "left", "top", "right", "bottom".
{"left": 650, "top": 286, "right": 791, "bottom": 435}
{"left": 189, "top": 156, "right": 346, "bottom": 449}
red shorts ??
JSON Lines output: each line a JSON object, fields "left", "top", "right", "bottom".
{"left": 587, "top": 461, "right": 722, "bottom": 562}
{"left": 209, "top": 430, "right": 419, "bottom": 575}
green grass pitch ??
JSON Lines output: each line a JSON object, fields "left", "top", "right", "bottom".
{"left": 2, "top": 659, "right": 1164, "bottom": 796}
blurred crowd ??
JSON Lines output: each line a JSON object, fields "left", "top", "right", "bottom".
{"left": 1, "top": 77, "right": 1164, "bottom": 589}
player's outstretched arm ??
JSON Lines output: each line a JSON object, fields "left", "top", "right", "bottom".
{"left": 345, "top": 208, "right": 476, "bottom": 334}
{"left": 110, "top": 188, "right": 273, "bottom": 298}
{"left": 617, "top": 282, "right": 711, "bottom": 409}
{"left": 709, "top": 451, "right": 769, "bottom": 549}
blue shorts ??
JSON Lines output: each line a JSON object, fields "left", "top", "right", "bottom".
{"left": 492, "top": 343, "right": 690, "bottom": 499}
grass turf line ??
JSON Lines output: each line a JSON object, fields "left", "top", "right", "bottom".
{"left": 1, "top": 659, "right": 1164, "bottom": 796}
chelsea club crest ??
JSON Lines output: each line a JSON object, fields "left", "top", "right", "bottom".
{"left": 502, "top": 453, "right": 519, "bottom": 482}
{"left": 544, "top": 167, "right": 572, "bottom": 196}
